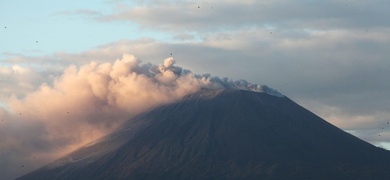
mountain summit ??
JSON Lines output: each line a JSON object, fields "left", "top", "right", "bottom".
{"left": 18, "top": 89, "right": 390, "bottom": 179}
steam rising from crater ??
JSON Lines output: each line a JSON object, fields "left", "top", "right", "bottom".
{"left": 0, "top": 54, "right": 281, "bottom": 179}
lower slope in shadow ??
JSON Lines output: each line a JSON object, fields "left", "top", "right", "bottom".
{"left": 18, "top": 89, "right": 390, "bottom": 179}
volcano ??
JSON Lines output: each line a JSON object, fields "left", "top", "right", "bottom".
{"left": 18, "top": 89, "right": 390, "bottom": 179}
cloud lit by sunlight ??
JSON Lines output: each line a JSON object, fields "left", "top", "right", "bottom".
{"left": 0, "top": 54, "right": 279, "bottom": 179}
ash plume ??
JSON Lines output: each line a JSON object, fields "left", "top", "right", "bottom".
{"left": 0, "top": 54, "right": 281, "bottom": 179}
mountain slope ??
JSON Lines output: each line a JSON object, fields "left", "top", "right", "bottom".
{"left": 18, "top": 89, "right": 390, "bottom": 179}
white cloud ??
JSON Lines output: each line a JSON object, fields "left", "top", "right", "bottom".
{"left": 0, "top": 65, "right": 51, "bottom": 102}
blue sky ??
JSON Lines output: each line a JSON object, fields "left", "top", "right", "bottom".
{"left": 1, "top": 0, "right": 390, "bottom": 179}
{"left": 0, "top": 0, "right": 173, "bottom": 58}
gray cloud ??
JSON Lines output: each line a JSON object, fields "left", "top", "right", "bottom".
{"left": 93, "top": 31, "right": 390, "bottom": 146}
{"left": 54, "top": 9, "right": 103, "bottom": 19}
{"left": 6, "top": 31, "right": 390, "bottom": 128}
{"left": 97, "top": 0, "right": 390, "bottom": 32}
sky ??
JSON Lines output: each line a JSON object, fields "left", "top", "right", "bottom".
{"left": 1, "top": 0, "right": 390, "bottom": 179}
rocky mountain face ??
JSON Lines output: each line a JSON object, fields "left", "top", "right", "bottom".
{"left": 18, "top": 89, "right": 390, "bottom": 179}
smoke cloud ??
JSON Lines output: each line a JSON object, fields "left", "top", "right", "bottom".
{"left": 0, "top": 54, "right": 280, "bottom": 179}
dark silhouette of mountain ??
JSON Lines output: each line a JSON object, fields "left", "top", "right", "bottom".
{"left": 18, "top": 89, "right": 390, "bottom": 179}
